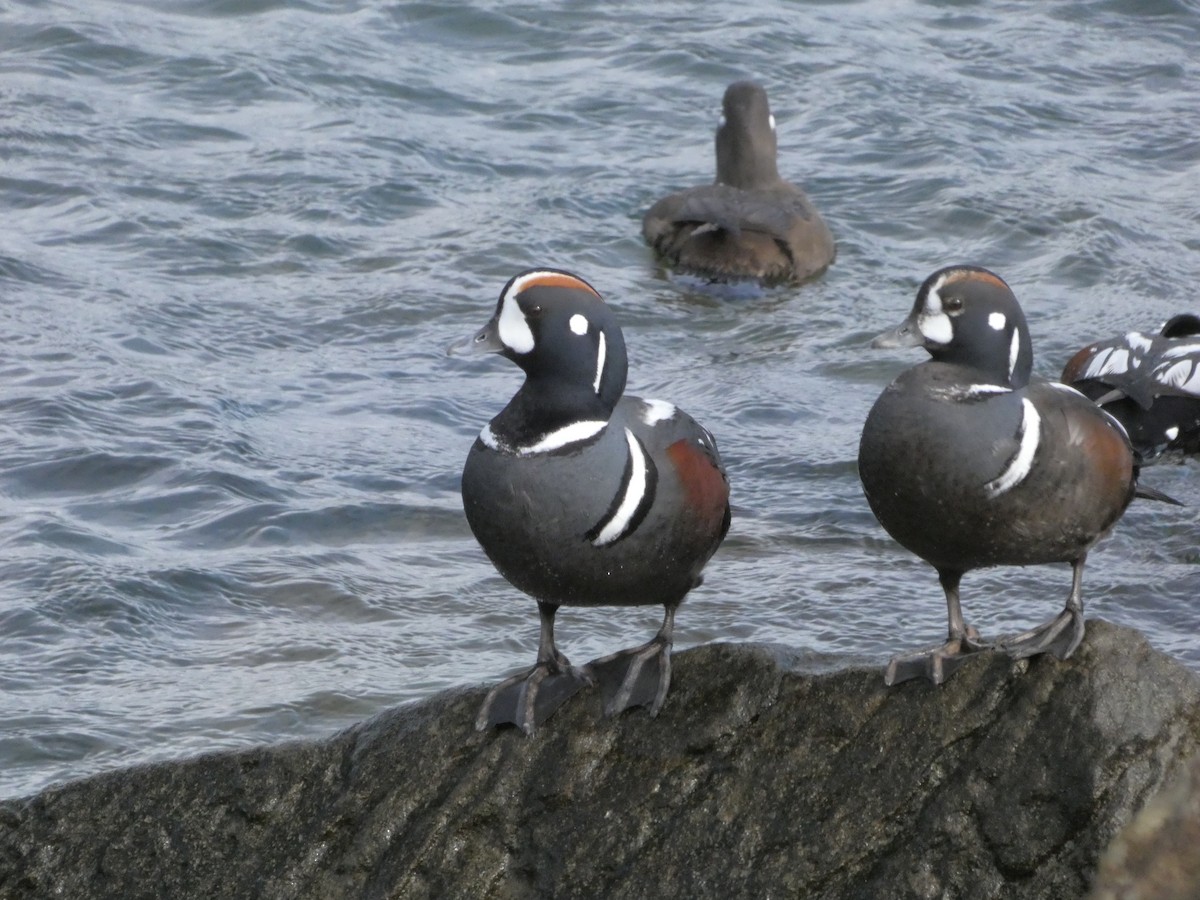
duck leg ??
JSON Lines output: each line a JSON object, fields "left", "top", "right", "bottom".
{"left": 587, "top": 604, "right": 676, "bottom": 718}
{"left": 999, "top": 555, "right": 1087, "bottom": 661}
{"left": 886, "top": 569, "right": 993, "bottom": 686}
{"left": 476, "top": 601, "right": 593, "bottom": 736}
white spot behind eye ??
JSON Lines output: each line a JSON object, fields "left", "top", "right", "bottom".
{"left": 569, "top": 313, "right": 588, "bottom": 336}
{"left": 768, "top": 114, "right": 776, "bottom": 130}
{"left": 1166, "top": 426, "right": 1180, "bottom": 441}
{"left": 988, "top": 312, "right": 1006, "bottom": 331}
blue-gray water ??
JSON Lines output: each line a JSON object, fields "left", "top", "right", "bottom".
{"left": 2, "top": 0, "right": 1198, "bottom": 799}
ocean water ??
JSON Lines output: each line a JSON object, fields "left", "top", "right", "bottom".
{"left": 1, "top": 0, "right": 1198, "bottom": 799}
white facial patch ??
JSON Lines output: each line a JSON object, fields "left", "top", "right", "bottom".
{"left": 768, "top": 114, "right": 776, "bottom": 130}
{"left": 919, "top": 312, "right": 952, "bottom": 345}
{"left": 641, "top": 398, "right": 677, "bottom": 425}
{"left": 569, "top": 314, "right": 588, "bottom": 336}
{"left": 593, "top": 332, "right": 607, "bottom": 394}
{"left": 497, "top": 287, "right": 535, "bottom": 355}
{"left": 1008, "top": 329, "right": 1021, "bottom": 379}
{"left": 918, "top": 277, "right": 953, "bottom": 345}
{"left": 984, "top": 398, "right": 1041, "bottom": 498}
{"left": 988, "top": 312, "right": 1006, "bottom": 331}
{"left": 591, "top": 429, "right": 651, "bottom": 546}
{"left": 1165, "top": 426, "right": 1180, "bottom": 441}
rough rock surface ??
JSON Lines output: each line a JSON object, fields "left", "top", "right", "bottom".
{"left": 1089, "top": 748, "right": 1200, "bottom": 900}
{"left": 1, "top": 620, "right": 1198, "bottom": 900}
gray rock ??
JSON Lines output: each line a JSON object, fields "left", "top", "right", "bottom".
{"left": 2, "top": 620, "right": 1198, "bottom": 900}
{"left": 1089, "top": 748, "right": 1200, "bottom": 900}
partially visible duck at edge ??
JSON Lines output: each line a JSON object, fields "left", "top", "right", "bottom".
{"left": 1062, "top": 313, "right": 1200, "bottom": 461}
{"left": 858, "top": 266, "right": 1180, "bottom": 687}
{"left": 642, "top": 80, "right": 835, "bottom": 289}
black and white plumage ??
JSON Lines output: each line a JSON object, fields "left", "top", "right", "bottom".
{"left": 858, "top": 266, "right": 1141, "bottom": 686}
{"left": 642, "top": 81, "right": 835, "bottom": 287}
{"left": 1063, "top": 313, "right": 1200, "bottom": 460}
{"left": 451, "top": 269, "right": 730, "bottom": 734}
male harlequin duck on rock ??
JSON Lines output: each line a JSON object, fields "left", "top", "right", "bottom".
{"left": 1062, "top": 314, "right": 1200, "bottom": 460}
{"left": 858, "top": 266, "right": 1147, "bottom": 686}
{"left": 449, "top": 269, "right": 730, "bottom": 735}
{"left": 642, "top": 80, "right": 835, "bottom": 287}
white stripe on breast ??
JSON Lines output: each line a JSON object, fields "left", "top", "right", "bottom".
{"left": 480, "top": 420, "right": 607, "bottom": 456}
{"left": 591, "top": 428, "right": 649, "bottom": 546}
{"left": 984, "top": 398, "right": 1041, "bottom": 498}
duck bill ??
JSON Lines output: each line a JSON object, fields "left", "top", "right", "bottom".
{"left": 447, "top": 316, "right": 505, "bottom": 357}
{"left": 871, "top": 314, "right": 924, "bottom": 350}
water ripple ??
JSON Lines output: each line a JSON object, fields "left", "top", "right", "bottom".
{"left": 1, "top": 0, "right": 1198, "bottom": 798}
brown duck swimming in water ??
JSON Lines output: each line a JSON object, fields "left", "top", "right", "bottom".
{"left": 642, "top": 81, "right": 835, "bottom": 287}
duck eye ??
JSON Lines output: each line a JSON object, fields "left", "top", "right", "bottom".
{"left": 944, "top": 296, "right": 964, "bottom": 313}
{"left": 525, "top": 304, "right": 543, "bottom": 318}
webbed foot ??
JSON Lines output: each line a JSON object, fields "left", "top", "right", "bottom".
{"left": 999, "top": 607, "right": 1085, "bottom": 661}
{"left": 586, "top": 634, "right": 672, "bottom": 718}
{"left": 885, "top": 626, "right": 992, "bottom": 687}
{"left": 476, "top": 652, "right": 593, "bottom": 736}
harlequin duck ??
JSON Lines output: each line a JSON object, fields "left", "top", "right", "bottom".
{"left": 1062, "top": 313, "right": 1200, "bottom": 460}
{"left": 642, "top": 80, "right": 835, "bottom": 287}
{"left": 858, "top": 266, "right": 1140, "bottom": 686}
{"left": 450, "top": 269, "right": 730, "bottom": 734}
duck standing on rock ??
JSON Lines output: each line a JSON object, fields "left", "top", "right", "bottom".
{"left": 450, "top": 269, "right": 731, "bottom": 735}
{"left": 858, "top": 266, "right": 1152, "bottom": 686}
{"left": 1062, "top": 313, "right": 1200, "bottom": 460}
{"left": 642, "top": 80, "right": 835, "bottom": 287}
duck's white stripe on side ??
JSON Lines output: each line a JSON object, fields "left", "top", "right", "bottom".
{"left": 1008, "top": 329, "right": 1021, "bottom": 379}
{"left": 479, "top": 420, "right": 607, "bottom": 456}
{"left": 1126, "top": 332, "right": 1154, "bottom": 353}
{"left": 591, "top": 428, "right": 649, "bottom": 546}
{"left": 937, "top": 384, "right": 1012, "bottom": 402}
{"left": 1161, "top": 343, "right": 1200, "bottom": 360}
{"left": 1080, "top": 347, "right": 1112, "bottom": 378}
{"left": 641, "top": 398, "right": 677, "bottom": 424}
{"left": 1100, "top": 348, "right": 1131, "bottom": 376}
{"left": 1157, "top": 359, "right": 1200, "bottom": 394}
{"left": 593, "top": 332, "right": 606, "bottom": 394}
{"left": 984, "top": 398, "right": 1041, "bottom": 498}
{"left": 1049, "top": 382, "right": 1089, "bottom": 400}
